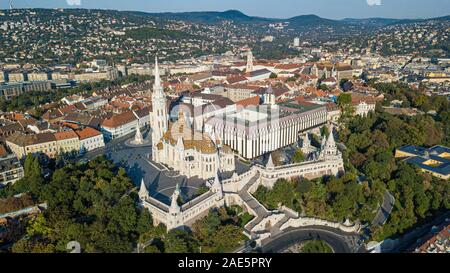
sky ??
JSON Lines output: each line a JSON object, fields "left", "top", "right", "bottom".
{"left": 2, "top": 0, "right": 450, "bottom": 20}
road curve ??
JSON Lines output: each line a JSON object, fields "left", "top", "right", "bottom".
{"left": 261, "top": 226, "right": 356, "bottom": 253}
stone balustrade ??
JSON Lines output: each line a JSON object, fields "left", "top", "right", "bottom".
{"left": 251, "top": 212, "right": 286, "bottom": 233}
{"left": 280, "top": 217, "right": 360, "bottom": 233}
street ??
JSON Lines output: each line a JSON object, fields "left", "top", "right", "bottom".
{"left": 78, "top": 129, "right": 206, "bottom": 204}
{"left": 260, "top": 226, "right": 364, "bottom": 253}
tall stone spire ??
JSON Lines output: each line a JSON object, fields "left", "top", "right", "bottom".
{"left": 153, "top": 56, "right": 163, "bottom": 97}
{"left": 138, "top": 178, "right": 148, "bottom": 200}
{"left": 151, "top": 55, "right": 169, "bottom": 162}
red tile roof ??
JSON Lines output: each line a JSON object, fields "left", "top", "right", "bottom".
{"left": 54, "top": 130, "right": 78, "bottom": 141}
{"left": 275, "top": 64, "right": 302, "bottom": 70}
{"left": 75, "top": 127, "right": 102, "bottom": 140}
{"left": 236, "top": 96, "right": 261, "bottom": 107}
{"left": 101, "top": 111, "right": 137, "bottom": 128}
{"left": 58, "top": 105, "right": 77, "bottom": 115}
{"left": 226, "top": 75, "right": 248, "bottom": 84}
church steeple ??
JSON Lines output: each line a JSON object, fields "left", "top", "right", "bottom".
{"left": 153, "top": 56, "right": 163, "bottom": 98}
{"left": 151, "top": 55, "right": 169, "bottom": 162}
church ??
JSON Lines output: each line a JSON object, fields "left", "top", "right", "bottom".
{"left": 150, "top": 57, "right": 235, "bottom": 180}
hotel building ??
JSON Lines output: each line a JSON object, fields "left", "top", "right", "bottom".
{"left": 205, "top": 88, "right": 327, "bottom": 159}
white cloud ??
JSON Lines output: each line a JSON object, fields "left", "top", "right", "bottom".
{"left": 66, "top": 0, "right": 82, "bottom": 6}
{"left": 366, "top": 0, "right": 382, "bottom": 6}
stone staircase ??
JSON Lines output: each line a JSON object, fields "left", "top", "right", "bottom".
{"left": 238, "top": 172, "right": 272, "bottom": 235}
{"left": 239, "top": 172, "right": 294, "bottom": 239}
{"left": 270, "top": 215, "right": 291, "bottom": 236}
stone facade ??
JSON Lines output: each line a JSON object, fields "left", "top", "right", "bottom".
{"left": 140, "top": 129, "right": 344, "bottom": 232}
{"left": 150, "top": 57, "right": 235, "bottom": 180}
{"left": 205, "top": 99, "right": 327, "bottom": 159}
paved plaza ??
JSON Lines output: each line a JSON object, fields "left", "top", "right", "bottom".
{"left": 84, "top": 128, "right": 250, "bottom": 204}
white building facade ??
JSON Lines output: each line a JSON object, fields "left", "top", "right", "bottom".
{"left": 205, "top": 98, "right": 327, "bottom": 159}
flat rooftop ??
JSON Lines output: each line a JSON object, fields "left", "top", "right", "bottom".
{"left": 397, "top": 145, "right": 450, "bottom": 177}
{"left": 208, "top": 100, "right": 326, "bottom": 134}
{"left": 278, "top": 100, "right": 325, "bottom": 114}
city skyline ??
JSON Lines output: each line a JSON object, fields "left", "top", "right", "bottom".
{"left": 0, "top": 2, "right": 448, "bottom": 256}
{"left": 2, "top": 0, "right": 450, "bottom": 20}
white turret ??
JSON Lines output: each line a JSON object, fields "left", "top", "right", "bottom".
{"left": 266, "top": 153, "right": 275, "bottom": 169}
{"left": 301, "top": 133, "right": 310, "bottom": 150}
{"left": 138, "top": 178, "right": 148, "bottom": 200}
{"left": 212, "top": 171, "right": 224, "bottom": 200}
{"left": 320, "top": 126, "right": 340, "bottom": 158}
{"left": 169, "top": 184, "right": 181, "bottom": 215}
{"left": 301, "top": 133, "right": 316, "bottom": 158}
{"left": 167, "top": 183, "right": 184, "bottom": 230}
{"left": 325, "top": 129, "right": 337, "bottom": 151}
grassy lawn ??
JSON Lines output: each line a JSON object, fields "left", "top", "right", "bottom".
{"left": 301, "top": 240, "right": 333, "bottom": 253}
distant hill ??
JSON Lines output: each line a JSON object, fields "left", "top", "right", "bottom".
{"left": 129, "top": 9, "right": 275, "bottom": 24}
{"left": 341, "top": 18, "right": 401, "bottom": 28}
{"left": 129, "top": 9, "right": 449, "bottom": 32}
{"left": 341, "top": 15, "right": 450, "bottom": 28}
{"left": 289, "top": 14, "right": 339, "bottom": 26}
{"left": 130, "top": 10, "right": 342, "bottom": 26}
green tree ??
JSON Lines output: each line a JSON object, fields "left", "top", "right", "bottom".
{"left": 292, "top": 149, "right": 305, "bottom": 163}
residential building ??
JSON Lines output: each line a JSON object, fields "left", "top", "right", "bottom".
{"left": 414, "top": 224, "right": 449, "bottom": 253}
{"left": 75, "top": 127, "right": 105, "bottom": 152}
{"left": 133, "top": 107, "right": 151, "bottom": 127}
{"left": 0, "top": 146, "right": 24, "bottom": 186}
{"left": 54, "top": 130, "right": 81, "bottom": 154}
{"left": 351, "top": 93, "right": 378, "bottom": 116}
{"left": 100, "top": 110, "right": 138, "bottom": 140}
{"left": 6, "top": 132, "right": 57, "bottom": 159}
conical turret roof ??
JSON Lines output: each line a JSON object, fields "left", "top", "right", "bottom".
{"left": 266, "top": 153, "right": 274, "bottom": 168}
{"left": 138, "top": 178, "right": 148, "bottom": 199}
